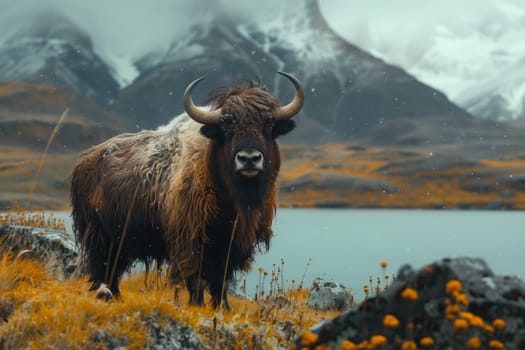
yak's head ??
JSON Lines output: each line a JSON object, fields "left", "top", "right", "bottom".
{"left": 184, "top": 72, "right": 304, "bottom": 208}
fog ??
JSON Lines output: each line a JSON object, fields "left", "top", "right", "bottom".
{"left": 0, "top": 0, "right": 514, "bottom": 60}
{"left": 1, "top": 0, "right": 523, "bottom": 109}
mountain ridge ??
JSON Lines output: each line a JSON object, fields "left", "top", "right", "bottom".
{"left": 115, "top": 0, "right": 471, "bottom": 141}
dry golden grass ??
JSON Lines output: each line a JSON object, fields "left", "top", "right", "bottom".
{"left": 0, "top": 249, "right": 340, "bottom": 349}
{"left": 278, "top": 143, "right": 525, "bottom": 209}
{"left": 0, "top": 206, "right": 66, "bottom": 231}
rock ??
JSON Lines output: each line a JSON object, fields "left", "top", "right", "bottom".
{"left": 378, "top": 153, "right": 479, "bottom": 176}
{"left": 295, "top": 257, "right": 525, "bottom": 350}
{"left": 460, "top": 171, "right": 525, "bottom": 194}
{"left": 147, "top": 317, "right": 203, "bottom": 350}
{"left": 280, "top": 173, "right": 397, "bottom": 194}
{"left": 306, "top": 278, "right": 354, "bottom": 311}
{"left": 500, "top": 174, "right": 525, "bottom": 191}
{"left": 0, "top": 225, "right": 80, "bottom": 278}
{"left": 314, "top": 201, "right": 350, "bottom": 209}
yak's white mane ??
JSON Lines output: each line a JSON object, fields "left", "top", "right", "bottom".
{"left": 157, "top": 105, "right": 215, "bottom": 133}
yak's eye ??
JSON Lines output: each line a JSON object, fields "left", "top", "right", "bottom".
{"left": 264, "top": 117, "right": 275, "bottom": 128}
{"left": 220, "top": 114, "right": 234, "bottom": 132}
{"left": 263, "top": 117, "right": 274, "bottom": 136}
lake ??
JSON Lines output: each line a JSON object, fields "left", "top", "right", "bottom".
{"left": 55, "top": 209, "right": 523, "bottom": 301}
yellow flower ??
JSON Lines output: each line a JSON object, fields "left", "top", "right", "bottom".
{"left": 301, "top": 331, "right": 318, "bottom": 346}
{"left": 370, "top": 335, "right": 387, "bottom": 347}
{"left": 446, "top": 304, "right": 460, "bottom": 315}
{"left": 454, "top": 292, "right": 469, "bottom": 306}
{"left": 492, "top": 318, "right": 506, "bottom": 330}
{"left": 419, "top": 337, "right": 434, "bottom": 346}
{"left": 383, "top": 314, "right": 400, "bottom": 329}
{"left": 467, "top": 336, "right": 481, "bottom": 348}
{"left": 446, "top": 279, "right": 462, "bottom": 294}
{"left": 453, "top": 319, "right": 469, "bottom": 330}
{"left": 469, "top": 316, "right": 484, "bottom": 328}
{"left": 459, "top": 311, "right": 474, "bottom": 321}
{"left": 488, "top": 340, "right": 505, "bottom": 349}
{"left": 356, "top": 340, "right": 368, "bottom": 350}
{"left": 401, "top": 340, "right": 417, "bottom": 350}
{"left": 484, "top": 325, "right": 494, "bottom": 333}
{"left": 401, "top": 288, "right": 419, "bottom": 301}
{"left": 340, "top": 340, "right": 356, "bottom": 350}
{"left": 380, "top": 260, "right": 388, "bottom": 268}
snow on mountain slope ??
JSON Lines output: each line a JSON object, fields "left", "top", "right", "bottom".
{"left": 325, "top": 0, "right": 525, "bottom": 119}
{"left": 457, "top": 56, "right": 525, "bottom": 120}
{"left": 121, "top": 0, "right": 470, "bottom": 140}
{"left": 0, "top": 10, "right": 120, "bottom": 106}
{"left": 410, "top": 0, "right": 525, "bottom": 120}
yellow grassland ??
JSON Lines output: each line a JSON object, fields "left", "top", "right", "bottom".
{"left": 0, "top": 250, "right": 339, "bottom": 349}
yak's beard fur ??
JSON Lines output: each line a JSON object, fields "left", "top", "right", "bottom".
{"left": 225, "top": 169, "right": 274, "bottom": 254}
{"left": 231, "top": 170, "right": 269, "bottom": 210}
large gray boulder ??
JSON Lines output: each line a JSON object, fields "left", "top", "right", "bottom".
{"left": 0, "top": 224, "right": 80, "bottom": 278}
{"left": 295, "top": 257, "right": 525, "bottom": 349}
{"left": 307, "top": 278, "right": 354, "bottom": 311}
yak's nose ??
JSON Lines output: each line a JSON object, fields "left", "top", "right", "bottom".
{"left": 235, "top": 149, "right": 264, "bottom": 177}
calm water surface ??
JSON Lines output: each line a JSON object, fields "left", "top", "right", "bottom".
{"left": 57, "top": 209, "right": 523, "bottom": 300}
{"left": 250, "top": 209, "right": 524, "bottom": 299}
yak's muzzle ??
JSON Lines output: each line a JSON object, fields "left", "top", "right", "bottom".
{"left": 235, "top": 148, "right": 264, "bottom": 178}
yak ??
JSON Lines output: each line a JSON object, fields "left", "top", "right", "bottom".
{"left": 71, "top": 72, "right": 303, "bottom": 309}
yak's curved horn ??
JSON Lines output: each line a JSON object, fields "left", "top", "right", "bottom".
{"left": 184, "top": 77, "right": 222, "bottom": 124}
{"left": 274, "top": 72, "right": 304, "bottom": 120}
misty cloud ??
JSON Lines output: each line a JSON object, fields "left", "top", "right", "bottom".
{"left": 0, "top": 0, "right": 515, "bottom": 63}
{"left": 0, "top": 0, "right": 285, "bottom": 58}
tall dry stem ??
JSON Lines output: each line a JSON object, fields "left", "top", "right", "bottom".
{"left": 26, "top": 108, "right": 69, "bottom": 209}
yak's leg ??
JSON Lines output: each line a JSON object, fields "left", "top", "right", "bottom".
{"left": 86, "top": 240, "right": 129, "bottom": 300}
{"left": 207, "top": 258, "right": 231, "bottom": 310}
{"left": 106, "top": 252, "right": 130, "bottom": 299}
{"left": 86, "top": 240, "right": 114, "bottom": 300}
{"left": 209, "top": 279, "right": 230, "bottom": 310}
{"left": 187, "top": 275, "right": 206, "bottom": 306}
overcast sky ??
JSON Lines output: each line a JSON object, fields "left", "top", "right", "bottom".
{"left": 0, "top": 0, "right": 511, "bottom": 58}
{"left": 0, "top": 0, "right": 522, "bottom": 98}
{"left": 320, "top": 0, "right": 524, "bottom": 69}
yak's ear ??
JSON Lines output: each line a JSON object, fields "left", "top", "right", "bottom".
{"left": 200, "top": 124, "right": 224, "bottom": 141}
{"left": 272, "top": 119, "right": 296, "bottom": 138}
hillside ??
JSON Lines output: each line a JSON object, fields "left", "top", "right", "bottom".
{"left": 0, "top": 11, "right": 119, "bottom": 107}
{"left": 3, "top": 142, "right": 525, "bottom": 211}
{"left": 116, "top": 0, "right": 471, "bottom": 138}
{"left": 1, "top": 1, "right": 524, "bottom": 211}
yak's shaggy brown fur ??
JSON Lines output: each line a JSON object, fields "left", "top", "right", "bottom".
{"left": 71, "top": 81, "right": 300, "bottom": 308}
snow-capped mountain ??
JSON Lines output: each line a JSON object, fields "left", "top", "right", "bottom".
{"left": 0, "top": 10, "right": 120, "bottom": 106}
{"left": 0, "top": 1, "right": 475, "bottom": 146}
{"left": 339, "top": 0, "right": 525, "bottom": 120}
{"left": 117, "top": 0, "right": 470, "bottom": 139}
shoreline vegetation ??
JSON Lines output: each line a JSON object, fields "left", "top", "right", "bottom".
{"left": 0, "top": 217, "right": 341, "bottom": 349}
{"left": 1, "top": 218, "right": 523, "bottom": 349}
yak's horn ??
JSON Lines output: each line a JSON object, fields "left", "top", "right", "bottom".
{"left": 274, "top": 72, "right": 304, "bottom": 120}
{"left": 184, "top": 77, "right": 222, "bottom": 124}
